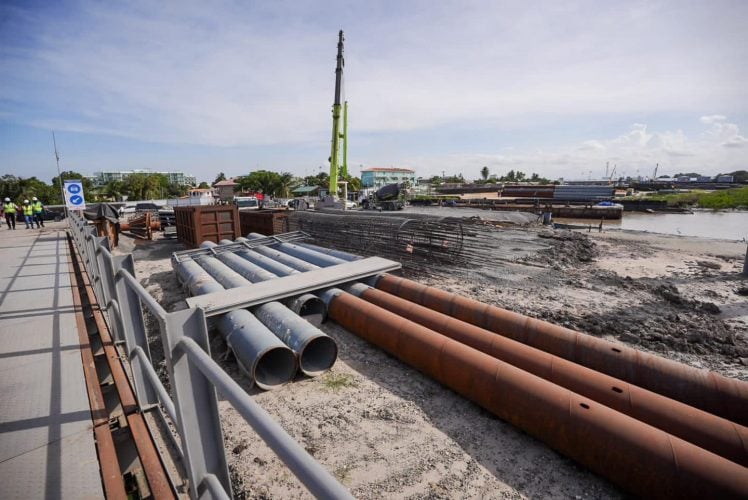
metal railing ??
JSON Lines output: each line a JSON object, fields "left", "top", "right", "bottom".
{"left": 67, "top": 212, "right": 352, "bottom": 500}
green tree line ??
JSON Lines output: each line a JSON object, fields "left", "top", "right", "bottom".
{"left": 0, "top": 171, "right": 190, "bottom": 204}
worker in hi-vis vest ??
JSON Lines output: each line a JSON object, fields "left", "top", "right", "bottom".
{"left": 31, "top": 197, "right": 44, "bottom": 228}
{"left": 21, "top": 200, "right": 34, "bottom": 229}
{"left": 2, "top": 197, "right": 18, "bottom": 230}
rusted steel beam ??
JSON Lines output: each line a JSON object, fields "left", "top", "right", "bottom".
{"left": 324, "top": 290, "right": 748, "bottom": 499}
{"left": 94, "top": 425, "right": 128, "bottom": 500}
{"left": 67, "top": 236, "right": 127, "bottom": 498}
{"left": 77, "top": 266, "right": 138, "bottom": 415}
{"left": 375, "top": 274, "right": 748, "bottom": 426}
{"left": 127, "top": 413, "right": 177, "bottom": 500}
{"left": 349, "top": 284, "right": 748, "bottom": 466}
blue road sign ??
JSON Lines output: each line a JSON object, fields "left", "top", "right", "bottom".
{"left": 64, "top": 180, "right": 86, "bottom": 209}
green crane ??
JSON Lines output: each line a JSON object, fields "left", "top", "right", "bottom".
{"left": 328, "top": 30, "right": 348, "bottom": 199}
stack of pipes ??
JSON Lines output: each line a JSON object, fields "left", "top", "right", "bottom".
{"left": 226, "top": 235, "right": 748, "bottom": 498}
{"left": 171, "top": 241, "right": 338, "bottom": 390}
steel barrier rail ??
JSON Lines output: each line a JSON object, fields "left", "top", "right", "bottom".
{"left": 66, "top": 211, "right": 352, "bottom": 500}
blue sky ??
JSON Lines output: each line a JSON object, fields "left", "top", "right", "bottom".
{"left": 1, "top": 0, "right": 747, "bottom": 183}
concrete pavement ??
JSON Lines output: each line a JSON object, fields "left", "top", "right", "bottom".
{"left": 0, "top": 222, "right": 104, "bottom": 499}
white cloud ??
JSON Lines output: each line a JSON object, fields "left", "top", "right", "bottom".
{"left": 700, "top": 115, "right": 727, "bottom": 125}
{"left": 390, "top": 117, "right": 748, "bottom": 180}
{"left": 2, "top": 1, "right": 748, "bottom": 148}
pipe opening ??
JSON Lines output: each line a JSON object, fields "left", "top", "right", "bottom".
{"left": 299, "top": 336, "right": 338, "bottom": 377}
{"left": 611, "top": 387, "right": 623, "bottom": 393}
{"left": 611, "top": 347, "right": 622, "bottom": 353}
{"left": 291, "top": 295, "right": 327, "bottom": 327}
{"left": 254, "top": 347, "right": 297, "bottom": 390}
{"left": 579, "top": 403, "right": 590, "bottom": 410}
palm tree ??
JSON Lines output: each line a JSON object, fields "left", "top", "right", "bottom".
{"left": 481, "top": 166, "right": 490, "bottom": 181}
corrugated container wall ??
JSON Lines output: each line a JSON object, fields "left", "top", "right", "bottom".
{"left": 553, "top": 186, "right": 614, "bottom": 201}
{"left": 174, "top": 205, "right": 241, "bottom": 248}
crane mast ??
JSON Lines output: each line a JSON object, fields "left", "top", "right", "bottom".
{"left": 328, "top": 30, "right": 348, "bottom": 198}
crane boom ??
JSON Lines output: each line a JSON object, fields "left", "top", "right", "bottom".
{"left": 328, "top": 30, "right": 346, "bottom": 198}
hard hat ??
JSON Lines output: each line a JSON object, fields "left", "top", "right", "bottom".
{"left": 3, "top": 197, "right": 9, "bottom": 202}
{"left": 32, "top": 197, "right": 38, "bottom": 201}
{"left": 24, "top": 199, "right": 29, "bottom": 204}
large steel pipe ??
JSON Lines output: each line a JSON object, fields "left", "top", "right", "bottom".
{"left": 320, "top": 289, "right": 748, "bottom": 499}
{"left": 345, "top": 282, "right": 748, "bottom": 465}
{"left": 242, "top": 234, "right": 320, "bottom": 272}
{"left": 245, "top": 233, "right": 347, "bottom": 268}
{"left": 375, "top": 274, "right": 748, "bottom": 425}
{"left": 231, "top": 237, "right": 299, "bottom": 276}
{"left": 216, "top": 240, "right": 327, "bottom": 324}
{"left": 172, "top": 259, "right": 296, "bottom": 390}
{"left": 196, "top": 244, "right": 337, "bottom": 376}
{"left": 296, "top": 242, "right": 360, "bottom": 262}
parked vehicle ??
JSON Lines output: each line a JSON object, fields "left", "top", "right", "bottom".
{"left": 234, "top": 196, "right": 260, "bottom": 210}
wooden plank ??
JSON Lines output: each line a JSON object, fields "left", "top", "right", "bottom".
{"left": 186, "top": 257, "right": 401, "bottom": 316}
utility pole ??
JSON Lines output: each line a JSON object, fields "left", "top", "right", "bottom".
{"left": 52, "top": 131, "right": 67, "bottom": 216}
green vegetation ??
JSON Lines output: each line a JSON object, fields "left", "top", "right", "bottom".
{"left": 321, "top": 372, "right": 356, "bottom": 391}
{"left": 647, "top": 186, "right": 748, "bottom": 209}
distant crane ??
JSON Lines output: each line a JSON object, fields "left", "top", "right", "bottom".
{"left": 327, "top": 30, "right": 348, "bottom": 202}
{"left": 607, "top": 164, "right": 617, "bottom": 184}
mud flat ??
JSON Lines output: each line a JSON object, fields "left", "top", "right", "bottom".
{"left": 116, "top": 226, "right": 747, "bottom": 498}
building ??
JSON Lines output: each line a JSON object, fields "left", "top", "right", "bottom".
{"left": 90, "top": 169, "right": 197, "bottom": 187}
{"left": 717, "top": 175, "right": 735, "bottom": 183}
{"left": 360, "top": 167, "right": 416, "bottom": 189}
{"left": 213, "top": 179, "right": 239, "bottom": 201}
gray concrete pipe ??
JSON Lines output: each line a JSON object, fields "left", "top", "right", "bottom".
{"left": 242, "top": 235, "right": 320, "bottom": 272}
{"left": 171, "top": 258, "right": 296, "bottom": 390}
{"left": 229, "top": 237, "right": 299, "bottom": 276}
{"left": 296, "top": 242, "right": 360, "bottom": 262}
{"left": 217, "top": 240, "right": 327, "bottom": 325}
{"left": 197, "top": 243, "right": 337, "bottom": 376}
{"left": 245, "top": 233, "right": 348, "bottom": 268}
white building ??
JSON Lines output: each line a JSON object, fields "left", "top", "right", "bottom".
{"left": 90, "top": 169, "right": 197, "bottom": 187}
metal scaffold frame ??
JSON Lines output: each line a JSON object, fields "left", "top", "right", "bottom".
{"left": 67, "top": 211, "right": 352, "bottom": 500}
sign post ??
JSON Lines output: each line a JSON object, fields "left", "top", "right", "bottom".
{"left": 64, "top": 180, "right": 87, "bottom": 211}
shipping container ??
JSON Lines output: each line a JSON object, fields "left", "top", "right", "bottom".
{"left": 174, "top": 205, "right": 241, "bottom": 248}
{"left": 239, "top": 209, "right": 290, "bottom": 237}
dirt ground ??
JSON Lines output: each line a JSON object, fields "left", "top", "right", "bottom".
{"left": 115, "top": 223, "right": 748, "bottom": 499}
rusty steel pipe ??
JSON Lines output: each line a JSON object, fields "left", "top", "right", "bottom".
{"left": 321, "top": 289, "right": 748, "bottom": 499}
{"left": 375, "top": 274, "right": 748, "bottom": 426}
{"left": 346, "top": 283, "right": 748, "bottom": 466}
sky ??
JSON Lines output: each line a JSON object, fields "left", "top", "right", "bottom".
{"left": 1, "top": 0, "right": 747, "bottom": 183}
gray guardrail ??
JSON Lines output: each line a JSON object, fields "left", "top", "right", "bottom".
{"left": 67, "top": 211, "right": 352, "bottom": 500}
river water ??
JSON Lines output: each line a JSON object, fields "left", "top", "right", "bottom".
{"left": 559, "top": 210, "right": 748, "bottom": 241}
